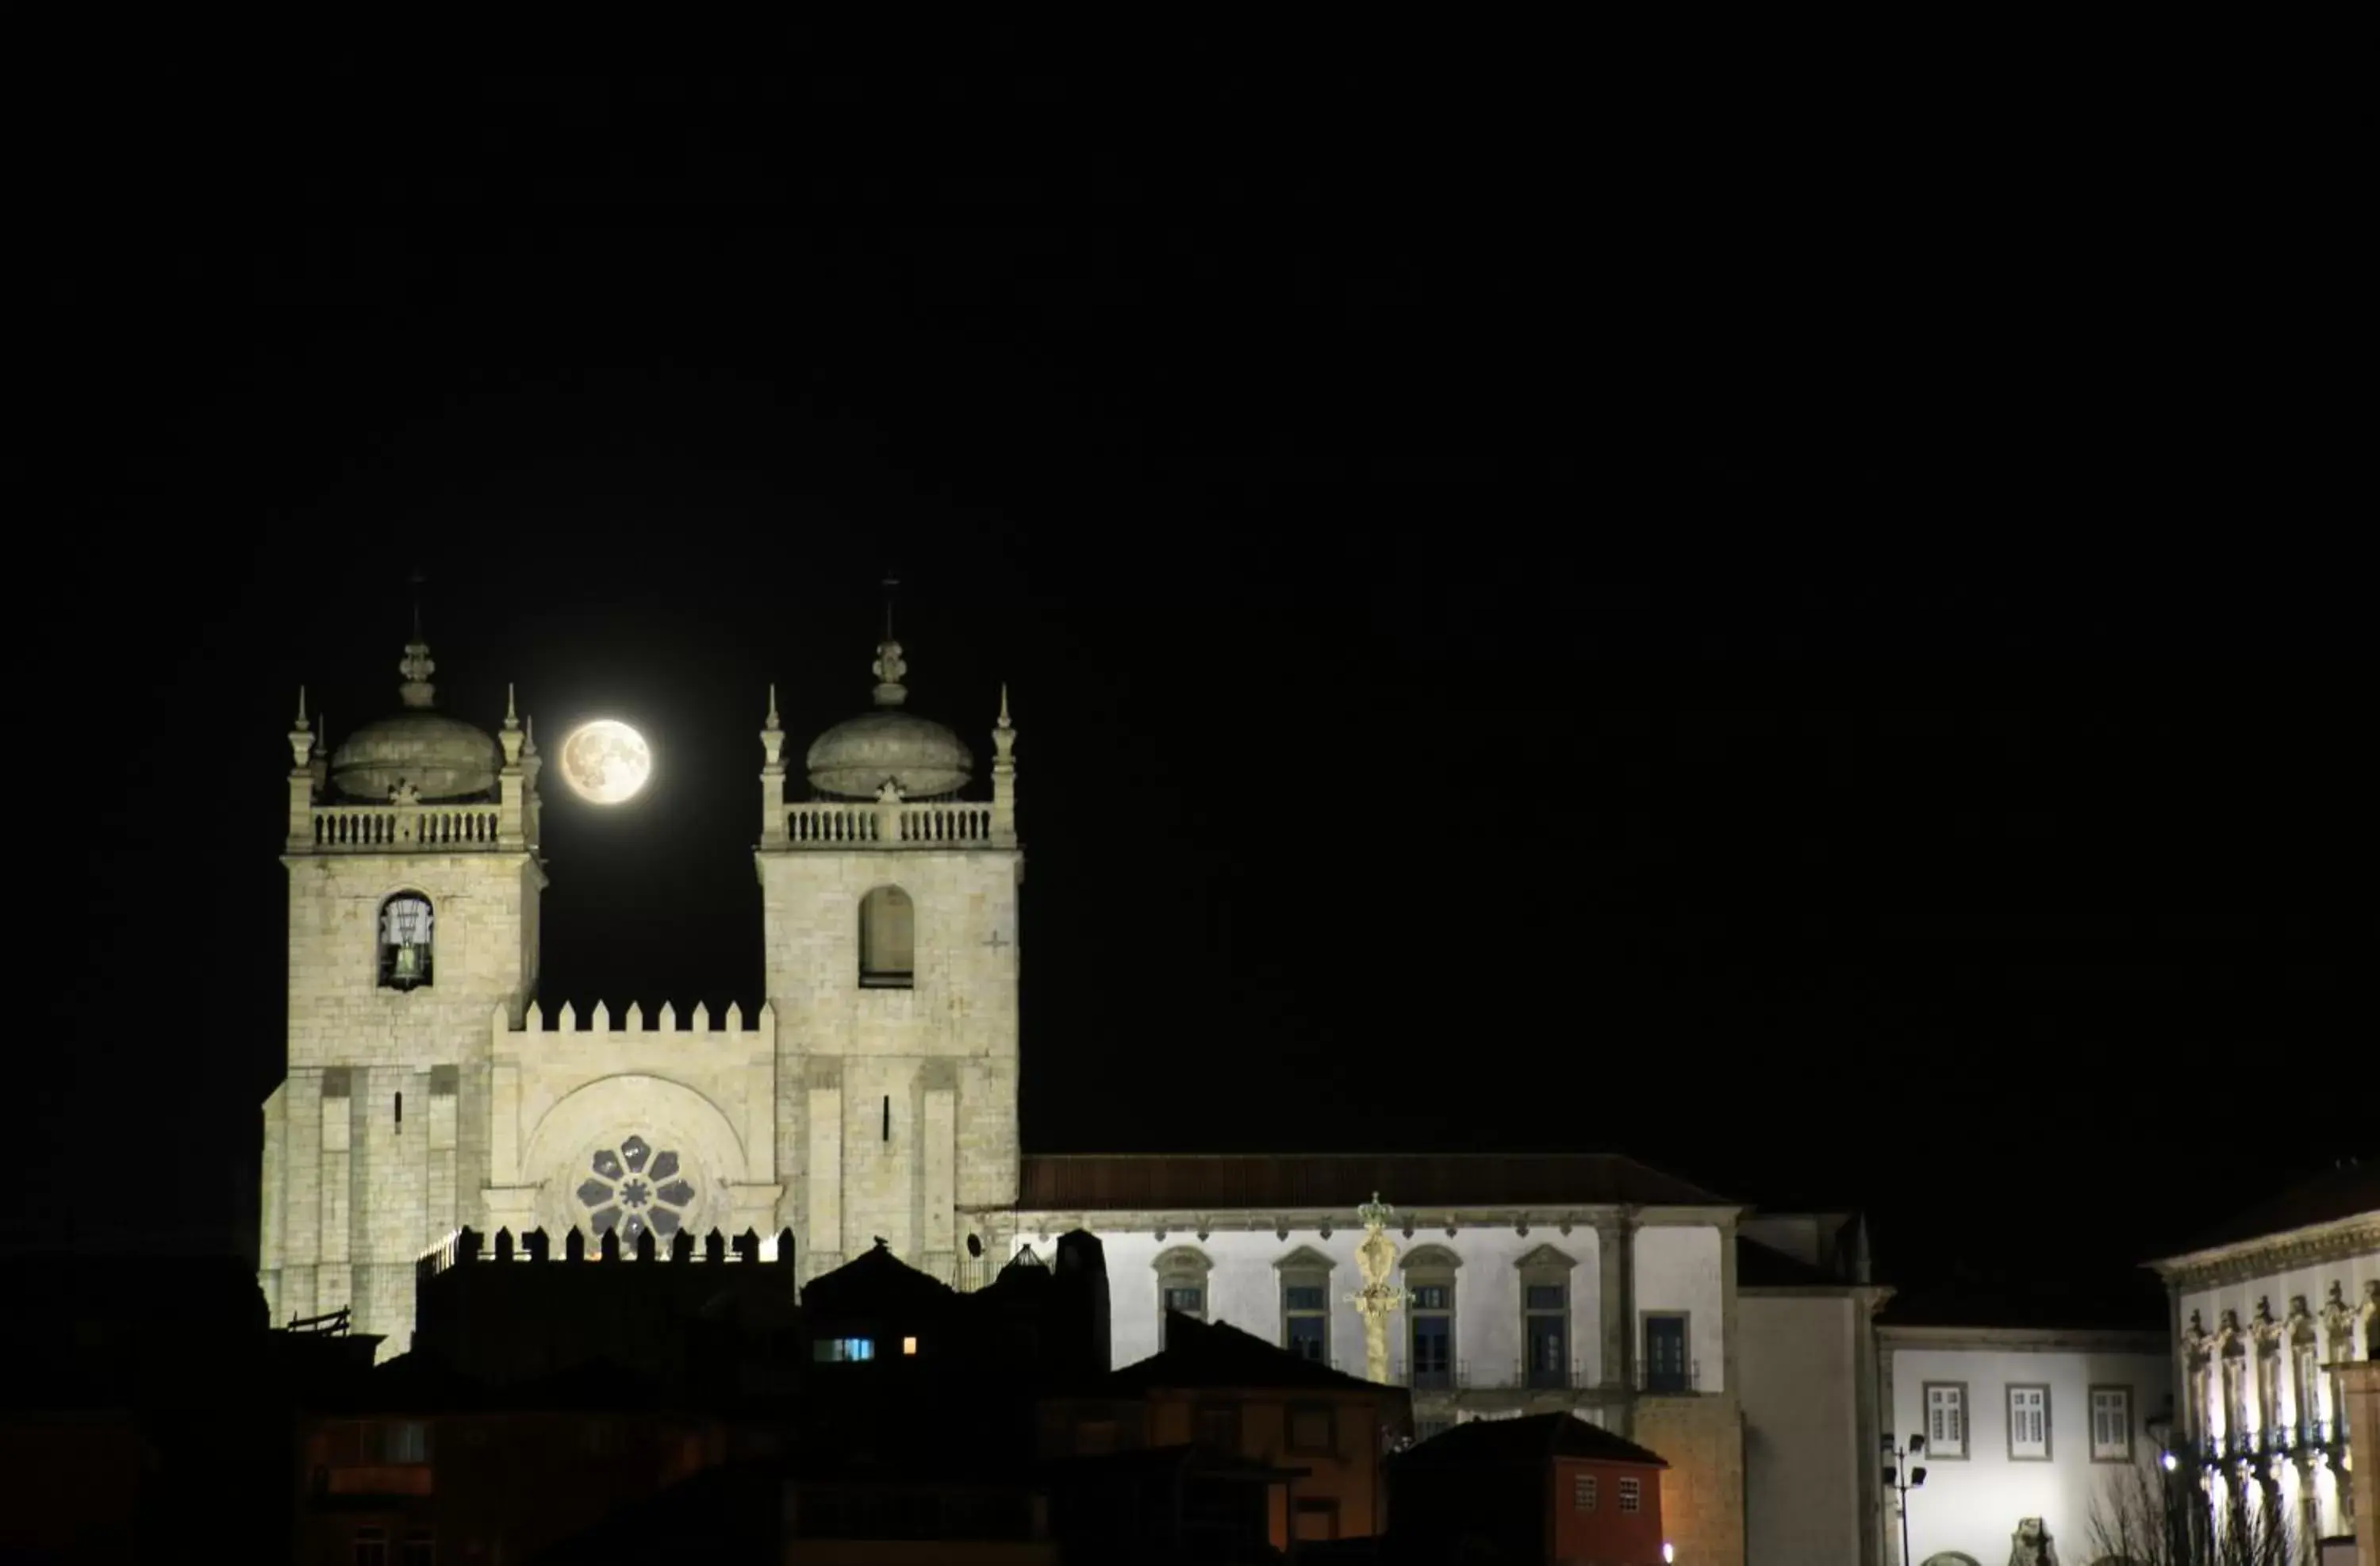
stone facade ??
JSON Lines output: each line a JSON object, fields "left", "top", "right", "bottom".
{"left": 259, "top": 633, "right": 1022, "bottom": 1356}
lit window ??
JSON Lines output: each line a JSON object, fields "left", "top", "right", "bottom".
{"left": 1574, "top": 1471, "right": 1599, "bottom": 1511}
{"left": 1618, "top": 1476, "right": 1641, "bottom": 1514}
{"left": 377, "top": 893, "right": 433, "bottom": 991}
{"left": 2008, "top": 1384, "right": 2050, "bottom": 1460}
{"left": 901, "top": 1336, "right": 918, "bottom": 1356}
{"left": 2090, "top": 1386, "right": 2132, "bottom": 1460}
{"left": 858, "top": 885, "right": 914, "bottom": 987}
{"left": 813, "top": 1337, "right": 875, "bottom": 1362}
{"left": 1924, "top": 1382, "right": 1967, "bottom": 1459}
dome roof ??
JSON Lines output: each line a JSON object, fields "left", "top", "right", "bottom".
{"left": 328, "top": 639, "right": 504, "bottom": 802}
{"left": 804, "top": 635, "right": 974, "bottom": 800}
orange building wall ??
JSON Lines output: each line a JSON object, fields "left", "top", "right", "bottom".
{"left": 1550, "top": 1455, "right": 1669, "bottom": 1564}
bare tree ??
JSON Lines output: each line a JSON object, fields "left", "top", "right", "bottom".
{"left": 2086, "top": 1458, "right": 2297, "bottom": 1566}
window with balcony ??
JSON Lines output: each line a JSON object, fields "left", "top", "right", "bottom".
{"left": 1403, "top": 1245, "right": 1461, "bottom": 1391}
{"left": 2008, "top": 1384, "right": 2050, "bottom": 1460}
{"left": 1517, "top": 1245, "right": 1575, "bottom": 1390}
{"left": 1642, "top": 1311, "right": 1690, "bottom": 1392}
{"left": 1924, "top": 1382, "right": 1967, "bottom": 1459}
{"left": 2090, "top": 1385, "right": 2132, "bottom": 1461}
{"left": 1276, "top": 1246, "right": 1334, "bottom": 1364}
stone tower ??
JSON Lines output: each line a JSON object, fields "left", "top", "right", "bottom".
{"left": 259, "top": 632, "right": 545, "bottom": 1349}
{"left": 756, "top": 630, "right": 1022, "bottom": 1283}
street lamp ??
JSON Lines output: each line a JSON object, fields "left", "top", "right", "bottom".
{"left": 1883, "top": 1432, "right": 1927, "bottom": 1566}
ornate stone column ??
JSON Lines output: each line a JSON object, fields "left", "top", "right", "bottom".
{"left": 1345, "top": 1192, "right": 1404, "bottom": 1384}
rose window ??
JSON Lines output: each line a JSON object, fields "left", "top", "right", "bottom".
{"left": 574, "top": 1134, "right": 696, "bottom": 1245}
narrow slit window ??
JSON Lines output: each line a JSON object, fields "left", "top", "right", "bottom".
{"left": 881, "top": 1095, "right": 890, "bottom": 1142}
{"left": 393, "top": 1092, "right": 402, "bottom": 1131}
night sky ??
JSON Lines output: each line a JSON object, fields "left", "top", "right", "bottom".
{"left": 22, "top": 44, "right": 2370, "bottom": 1292}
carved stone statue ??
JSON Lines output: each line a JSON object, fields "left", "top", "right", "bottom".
{"left": 2007, "top": 1515, "right": 2059, "bottom": 1566}
{"left": 1345, "top": 1192, "right": 1404, "bottom": 1385}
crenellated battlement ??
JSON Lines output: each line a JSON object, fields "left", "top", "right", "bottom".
{"left": 416, "top": 1223, "right": 796, "bottom": 1281}
{"left": 493, "top": 1000, "right": 774, "bottom": 1043}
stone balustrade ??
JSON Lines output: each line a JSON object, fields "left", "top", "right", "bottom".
{"left": 305, "top": 803, "right": 508, "bottom": 850}
{"left": 783, "top": 800, "right": 1000, "bottom": 846}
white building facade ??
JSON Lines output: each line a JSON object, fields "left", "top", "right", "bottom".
{"left": 2148, "top": 1176, "right": 2380, "bottom": 1558}
{"left": 1876, "top": 1324, "right": 2171, "bottom": 1566}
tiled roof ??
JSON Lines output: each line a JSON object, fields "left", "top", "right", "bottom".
{"left": 1104, "top": 1314, "right": 1395, "bottom": 1395}
{"left": 1018, "top": 1153, "right": 1732, "bottom": 1212}
{"left": 1394, "top": 1411, "right": 1668, "bottom": 1469}
{"left": 2159, "top": 1163, "right": 2380, "bottom": 1261}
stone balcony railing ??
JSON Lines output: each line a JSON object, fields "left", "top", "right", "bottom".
{"left": 302, "top": 803, "right": 512, "bottom": 851}
{"left": 781, "top": 800, "right": 1003, "bottom": 847}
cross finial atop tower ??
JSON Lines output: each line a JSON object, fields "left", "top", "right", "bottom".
{"left": 871, "top": 575, "right": 908, "bottom": 708}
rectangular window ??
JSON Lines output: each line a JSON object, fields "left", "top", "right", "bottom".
{"left": 812, "top": 1337, "right": 875, "bottom": 1362}
{"left": 1284, "top": 1279, "right": 1330, "bottom": 1364}
{"left": 1923, "top": 1382, "right": 1967, "bottom": 1459}
{"left": 2008, "top": 1384, "right": 2050, "bottom": 1460}
{"left": 1292, "top": 1497, "right": 1338, "bottom": 1541}
{"left": 1415, "top": 1416, "right": 1453, "bottom": 1444}
{"left": 1524, "top": 1284, "right": 1568, "bottom": 1389}
{"left": 1411, "top": 1284, "right": 1449, "bottom": 1310}
{"left": 1618, "top": 1476, "right": 1641, "bottom": 1514}
{"left": 1573, "top": 1471, "right": 1598, "bottom": 1511}
{"left": 401, "top": 1537, "right": 434, "bottom": 1566}
{"left": 1162, "top": 1284, "right": 1204, "bottom": 1316}
{"left": 1288, "top": 1403, "right": 1335, "bottom": 1455}
{"left": 379, "top": 1422, "right": 428, "bottom": 1464}
{"left": 1642, "top": 1312, "right": 1690, "bottom": 1392}
{"left": 2090, "top": 1385, "right": 2132, "bottom": 1461}
{"left": 354, "top": 1530, "right": 390, "bottom": 1566}
{"left": 1411, "top": 1311, "right": 1453, "bottom": 1388}
{"left": 1195, "top": 1403, "right": 1240, "bottom": 1451}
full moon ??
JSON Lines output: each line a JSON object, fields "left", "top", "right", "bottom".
{"left": 558, "top": 719, "right": 652, "bottom": 805}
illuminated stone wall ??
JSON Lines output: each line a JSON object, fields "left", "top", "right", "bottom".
{"left": 1633, "top": 1395, "right": 1747, "bottom": 1565}
{"left": 262, "top": 846, "right": 543, "bottom": 1354}
{"left": 756, "top": 845, "right": 1023, "bottom": 1282}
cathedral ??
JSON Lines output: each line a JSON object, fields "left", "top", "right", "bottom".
{"left": 260, "top": 618, "right": 1888, "bottom": 1564}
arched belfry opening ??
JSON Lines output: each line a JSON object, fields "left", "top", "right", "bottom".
{"left": 858, "top": 885, "right": 914, "bottom": 988}
{"left": 377, "top": 891, "right": 434, "bottom": 991}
